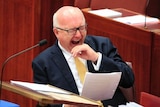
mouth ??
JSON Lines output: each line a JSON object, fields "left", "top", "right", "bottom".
{"left": 71, "top": 40, "right": 80, "bottom": 44}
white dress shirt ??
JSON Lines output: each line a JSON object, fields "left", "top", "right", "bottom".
{"left": 58, "top": 42, "right": 102, "bottom": 94}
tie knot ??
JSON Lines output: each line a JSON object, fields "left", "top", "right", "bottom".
{"left": 74, "top": 57, "right": 81, "bottom": 62}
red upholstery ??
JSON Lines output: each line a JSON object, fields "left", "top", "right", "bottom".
{"left": 90, "top": 0, "right": 147, "bottom": 14}
{"left": 140, "top": 92, "right": 160, "bottom": 107}
{"left": 74, "top": 0, "right": 91, "bottom": 9}
{"left": 74, "top": 0, "right": 147, "bottom": 14}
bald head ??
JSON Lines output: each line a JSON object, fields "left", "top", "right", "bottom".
{"left": 53, "top": 6, "right": 85, "bottom": 28}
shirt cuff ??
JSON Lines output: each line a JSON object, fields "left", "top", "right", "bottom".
{"left": 92, "top": 52, "right": 102, "bottom": 71}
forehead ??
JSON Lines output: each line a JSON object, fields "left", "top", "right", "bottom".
{"left": 57, "top": 7, "right": 85, "bottom": 28}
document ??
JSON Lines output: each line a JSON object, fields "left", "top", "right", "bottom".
{"left": 81, "top": 72, "right": 122, "bottom": 101}
{"left": 118, "top": 102, "right": 143, "bottom": 107}
{"left": 88, "top": 8, "right": 122, "bottom": 18}
{"left": 11, "top": 71, "right": 122, "bottom": 102}
{"left": 8, "top": 81, "right": 101, "bottom": 106}
{"left": 10, "top": 80, "right": 71, "bottom": 95}
{"left": 113, "top": 15, "right": 159, "bottom": 25}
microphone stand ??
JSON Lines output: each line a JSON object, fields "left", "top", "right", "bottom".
{"left": 144, "top": 0, "right": 150, "bottom": 29}
{"left": 0, "top": 39, "right": 47, "bottom": 99}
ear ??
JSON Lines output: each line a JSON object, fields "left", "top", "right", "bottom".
{"left": 53, "top": 28, "right": 59, "bottom": 38}
{"left": 53, "top": 28, "right": 58, "bottom": 35}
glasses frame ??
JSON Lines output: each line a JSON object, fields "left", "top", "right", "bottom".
{"left": 55, "top": 24, "right": 87, "bottom": 36}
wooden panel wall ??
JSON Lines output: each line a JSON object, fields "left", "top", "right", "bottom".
{"left": 0, "top": 0, "right": 40, "bottom": 106}
{"left": 0, "top": 0, "right": 73, "bottom": 106}
{"left": 151, "top": 32, "right": 160, "bottom": 96}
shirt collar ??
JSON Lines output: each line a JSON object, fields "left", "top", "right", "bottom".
{"left": 58, "top": 41, "right": 72, "bottom": 61}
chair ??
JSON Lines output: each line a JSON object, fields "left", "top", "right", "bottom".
{"left": 0, "top": 100, "right": 20, "bottom": 107}
{"left": 140, "top": 92, "right": 160, "bottom": 107}
{"left": 74, "top": 0, "right": 91, "bottom": 9}
{"left": 74, "top": 0, "right": 147, "bottom": 14}
{"left": 146, "top": 0, "right": 160, "bottom": 18}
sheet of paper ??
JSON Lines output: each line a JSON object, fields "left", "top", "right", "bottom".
{"left": 88, "top": 8, "right": 122, "bottom": 18}
{"left": 81, "top": 72, "right": 122, "bottom": 101}
{"left": 9, "top": 81, "right": 101, "bottom": 106}
{"left": 118, "top": 102, "right": 143, "bottom": 107}
{"left": 113, "top": 15, "right": 159, "bottom": 25}
{"left": 10, "top": 80, "right": 71, "bottom": 94}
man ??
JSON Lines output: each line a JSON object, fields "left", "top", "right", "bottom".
{"left": 32, "top": 6, "right": 134, "bottom": 107}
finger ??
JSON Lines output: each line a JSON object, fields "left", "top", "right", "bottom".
{"left": 71, "top": 49, "right": 82, "bottom": 57}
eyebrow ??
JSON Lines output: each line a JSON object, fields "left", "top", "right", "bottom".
{"left": 56, "top": 25, "right": 86, "bottom": 31}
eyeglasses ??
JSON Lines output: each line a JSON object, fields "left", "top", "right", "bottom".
{"left": 55, "top": 24, "right": 87, "bottom": 36}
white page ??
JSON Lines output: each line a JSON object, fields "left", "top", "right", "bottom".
{"left": 10, "top": 80, "right": 71, "bottom": 94}
{"left": 81, "top": 72, "right": 121, "bottom": 101}
{"left": 118, "top": 102, "right": 143, "bottom": 107}
{"left": 113, "top": 15, "right": 159, "bottom": 25}
{"left": 88, "top": 8, "right": 122, "bottom": 18}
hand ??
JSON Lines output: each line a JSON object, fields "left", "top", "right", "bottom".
{"left": 71, "top": 44, "right": 99, "bottom": 62}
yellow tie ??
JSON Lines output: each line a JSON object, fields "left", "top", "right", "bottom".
{"left": 74, "top": 57, "right": 87, "bottom": 83}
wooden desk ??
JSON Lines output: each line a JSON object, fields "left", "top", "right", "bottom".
{"left": 82, "top": 8, "right": 160, "bottom": 102}
{"left": 150, "top": 31, "right": 160, "bottom": 97}
{"left": 2, "top": 81, "right": 101, "bottom": 106}
{"left": 114, "top": 8, "right": 160, "bottom": 30}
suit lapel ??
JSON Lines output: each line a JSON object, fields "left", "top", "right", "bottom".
{"left": 51, "top": 43, "right": 79, "bottom": 94}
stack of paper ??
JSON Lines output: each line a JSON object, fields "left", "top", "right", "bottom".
{"left": 10, "top": 80, "right": 71, "bottom": 95}
{"left": 11, "top": 72, "right": 122, "bottom": 101}
{"left": 8, "top": 81, "right": 101, "bottom": 106}
{"left": 113, "top": 15, "right": 159, "bottom": 25}
{"left": 88, "top": 8, "right": 122, "bottom": 18}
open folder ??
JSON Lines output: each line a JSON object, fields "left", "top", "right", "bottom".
{"left": 3, "top": 71, "right": 121, "bottom": 106}
{"left": 2, "top": 81, "right": 101, "bottom": 106}
{"left": 113, "top": 15, "right": 159, "bottom": 25}
{"left": 81, "top": 72, "right": 122, "bottom": 101}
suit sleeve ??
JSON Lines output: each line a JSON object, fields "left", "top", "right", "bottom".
{"left": 32, "top": 59, "right": 49, "bottom": 84}
{"left": 88, "top": 36, "right": 134, "bottom": 88}
{"left": 101, "top": 38, "right": 134, "bottom": 88}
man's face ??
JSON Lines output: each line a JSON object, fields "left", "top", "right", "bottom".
{"left": 54, "top": 13, "right": 87, "bottom": 53}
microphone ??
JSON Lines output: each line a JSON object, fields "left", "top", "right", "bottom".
{"left": 0, "top": 39, "right": 47, "bottom": 98}
{"left": 144, "top": 0, "right": 150, "bottom": 29}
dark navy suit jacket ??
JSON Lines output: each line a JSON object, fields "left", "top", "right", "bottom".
{"left": 32, "top": 35, "right": 134, "bottom": 107}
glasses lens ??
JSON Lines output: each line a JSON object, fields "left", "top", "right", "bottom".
{"left": 57, "top": 24, "right": 87, "bottom": 36}
{"left": 68, "top": 29, "right": 77, "bottom": 36}
{"left": 79, "top": 25, "right": 87, "bottom": 31}
{"left": 69, "top": 25, "right": 87, "bottom": 36}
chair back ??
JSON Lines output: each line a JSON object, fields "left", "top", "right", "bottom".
{"left": 140, "top": 92, "right": 160, "bottom": 107}
{"left": 74, "top": 0, "right": 147, "bottom": 14}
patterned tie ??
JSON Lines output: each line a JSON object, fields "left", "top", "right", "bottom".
{"left": 74, "top": 57, "right": 87, "bottom": 84}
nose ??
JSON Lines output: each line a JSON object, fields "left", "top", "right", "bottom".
{"left": 74, "top": 29, "right": 82, "bottom": 37}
